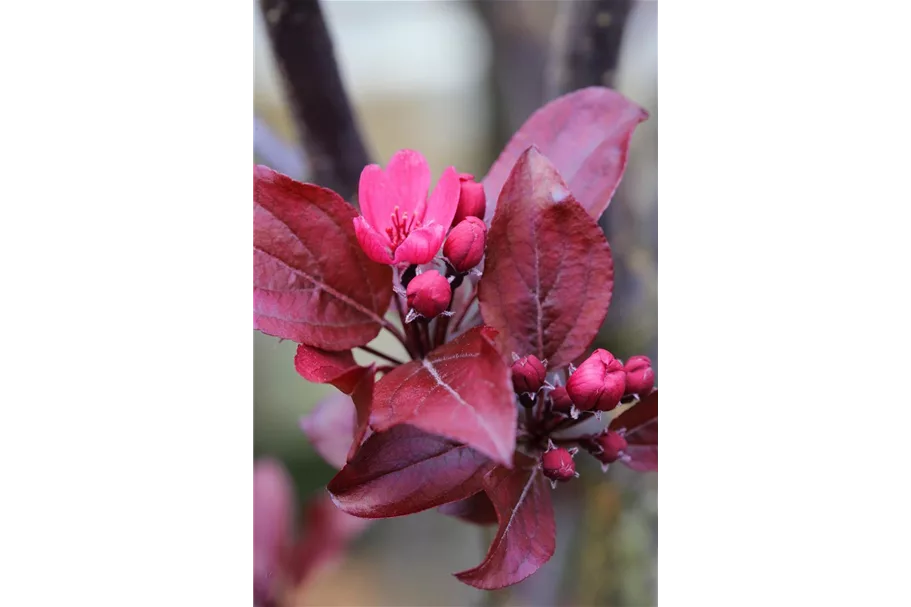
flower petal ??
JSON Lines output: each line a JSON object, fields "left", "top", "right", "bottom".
{"left": 353, "top": 216, "right": 394, "bottom": 265}
{"left": 386, "top": 149, "right": 431, "bottom": 219}
{"left": 393, "top": 224, "right": 446, "bottom": 265}
{"left": 423, "top": 166, "right": 461, "bottom": 230}
{"left": 358, "top": 164, "right": 393, "bottom": 231}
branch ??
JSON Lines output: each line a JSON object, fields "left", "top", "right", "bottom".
{"left": 253, "top": 116, "right": 308, "bottom": 180}
{"left": 260, "top": 0, "right": 370, "bottom": 202}
{"left": 546, "top": 0, "right": 633, "bottom": 98}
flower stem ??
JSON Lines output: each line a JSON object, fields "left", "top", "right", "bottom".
{"left": 380, "top": 319, "right": 418, "bottom": 360}
{"left": 356, "top": 345, "right": 404, "bottom": 366}
{"left": 449, "top": 286, "right": 479, "bottom": 337}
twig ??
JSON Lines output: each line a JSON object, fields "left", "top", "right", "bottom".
{"left": 356, "top": 345, "right": 404, "bottom": 366}
{"left": 379, "top": 319, "right": 417, "bottom": 361}
{"left": 449, "top": 287, "right": 479, "bottom": 337}
{"left": 260, "top": 0, "right": 370, "bottom": 202}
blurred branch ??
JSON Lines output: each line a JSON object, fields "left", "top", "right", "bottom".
{"left": 253, "top": 116, "right": 307, "bottom": 180}
{"left": 259, "top": 0, "right": 370, "bottom": 202}
{"left": 474, "top": 0, "right": 552, "bottom": 162}
{"left": 546, "top": 0, "right": 633, "bottom": 97}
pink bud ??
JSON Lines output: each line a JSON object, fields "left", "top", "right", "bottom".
{"left": 406, "top": 270, "right": 451, "bottom": 319}
{"left": 591, "top": 430, "right": 628, "bottom": 464}
{"left": 550, "top": 385, "right": 575, "bottom": 415}
{"left": 511, "top": 354, "right": 546, "bottom": 394}
{"left": 542, "top": 447, "right": 576, "bottom": 482}
{"left": 443, "top": 217, "right": 487, "bottom": 273}
{"left": 623, "top": 355, "right": 655, "bottom": 396}
{"left": 453, "top": 173, "right": 487, "bottom": 226}
{"left": 566, "top": 349, "right": 626, "bottom": 412}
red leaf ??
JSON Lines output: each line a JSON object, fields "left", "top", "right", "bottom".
{"left": 482, "top": 86, "right": 648, "bottom": 222}
{"left": 294, "top": 345, "right": 362, "bottom": 393}
{"left": 299, "top": 393, "right": 356, "bottom": 470}
{"left": 369, "top": 326, "right": 517, "bottom": 466}
{"left": 479, "top": 148, "right": 614, "bottom": 369}
{"left": 294, "top": 344, "right": 376, "bottom": 463}
{"left": 609, "top": 389, "right": 658, "bottom": 471}
{"left": 290, "top": 494, "right": 371, "bottom": 587}
{"left": 454, "top": 453, "right": 555, "bottom": 589}
{"left": 438, "top": 492, "right": 498, "bottom": 526}
{"left": 327, "top": 424, "right": 495, "bottom": 518}
{"left": 254, "top": 165, "right": 393, "bottom": 350}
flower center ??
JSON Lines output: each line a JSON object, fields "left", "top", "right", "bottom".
{"left": 385, "top": 205, "right": 419, "bottom": 249}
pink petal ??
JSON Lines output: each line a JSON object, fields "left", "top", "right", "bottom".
{"left": 393, "top": 224, "right": 446, "bottom": 265}
{"left": 358, "top": 164, "right": 393, "bottom": 231}
{"left": 423, "top": 166, "right": 461, "bottom": 230}
{"left": 385, "top": 149, "right": 431, "bottom": 219}
{"left": 353, "top": 216, "right": 394, "bottom": 265}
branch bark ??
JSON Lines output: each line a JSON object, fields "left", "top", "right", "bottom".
{"left": 546, "top": 0, "right": 633, "bottom": 97}
{"left": 260, "top": 0, "right": 370, "bottom": 202}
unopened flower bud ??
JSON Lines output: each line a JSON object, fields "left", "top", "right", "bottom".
{"left": 406, "top": 270, "right": 451, "bottom": 319}
{"left": 550, "top": 385, "right": 575, "bottom": 415}
{"left": 453, "top": 173, "right": 486, "bottom": 226}
{"left": 542, "top": 447, "right": 576, "bottom": 482}
{"left": 623, "top": 355, "right": 654, "bottom": 396}
{"left": 444, "top": 217, "right": 487, "bottom": 272}
{"left": 591, "top": 430, "right": 628, "bottom": 464}
{"left": 511, "top": 354, "right": 547, "bottom": 394}
{"left": 566, "top": 349, "right": 626, "bottom": 412}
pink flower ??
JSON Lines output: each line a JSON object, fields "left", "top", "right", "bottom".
{"left": 353, "top": 149, "right": 461, "bottom": 266}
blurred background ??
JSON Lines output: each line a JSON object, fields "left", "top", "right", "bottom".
{"left": 254, "top": 1, "right": 657, "bottom": 605}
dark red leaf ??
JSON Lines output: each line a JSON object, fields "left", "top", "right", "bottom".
{"left": 254, "top": 165, "right": 393, "bottom": 350}
{"left": 454, "top": 452, "right": 555, "bottom": 590}
{"left": 609, "top": 389, "right": 658, "bottom": 471}
{"left": 294, "top": 343, "right": 376, "bottom": 462}
{"left": 299, "top": 393, "right": 356, "bottom": 470}
{"left": 369, "top": 326, "right": 517, "bottom": 466}
{"left": 479, "top": 148, "right": 614, "bottom": 369}
{"left": 438, "top": 492, "right": 498, "bottom": 526}
{"left": 290, "top": 494, "right": 371, "bottom": 587}
{"left": 482, "top": 86, "right": 648, "bottom": 222}
{"left": 327, "top": 424, "right": 495, "bottom": 518}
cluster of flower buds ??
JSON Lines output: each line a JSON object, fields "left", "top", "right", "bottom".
{"left": 401, "top": 175, "right": 489, "bottom": 323}
{"left": 529, "top": 350, "right": 653, "bottom": 483}
{"left": 442, "top": 175, "right": 487, "bottom": 275}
